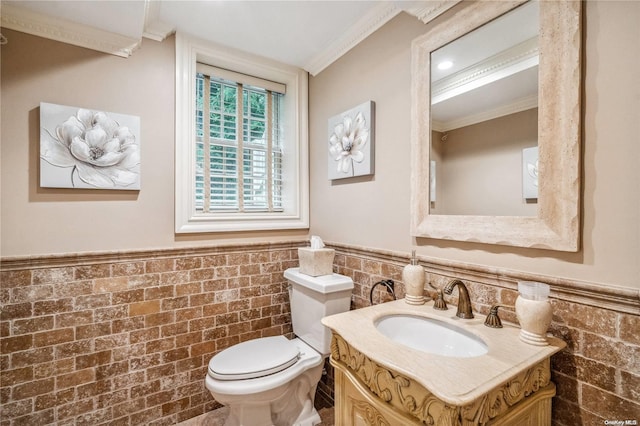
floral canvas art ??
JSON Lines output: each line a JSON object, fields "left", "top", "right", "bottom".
{"left": 328, "top": 101, "right": 374, "bottom": 180}
{"left": 40, "top": 102, "right": 141, "bottom": 190}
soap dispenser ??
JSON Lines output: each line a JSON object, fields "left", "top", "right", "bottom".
{"left": 403, "top": 250, "right": 425, "bottom": 305}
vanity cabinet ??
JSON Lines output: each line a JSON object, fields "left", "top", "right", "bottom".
{"left": 330, "top": 333, "right": 556, "bottom": 426}
{"left": 335, "top": 365, "right": 420, "bottom": 426}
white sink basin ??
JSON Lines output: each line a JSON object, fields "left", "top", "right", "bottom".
{"left": 374, "top": 314, "right": 488, "bottom": 358}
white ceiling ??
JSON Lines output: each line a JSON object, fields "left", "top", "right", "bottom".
{"left": 157, "top": 1, "right": 382, "bottom": 69}
{"left": 2, "top": 0, "right": 436, "bottom": 74}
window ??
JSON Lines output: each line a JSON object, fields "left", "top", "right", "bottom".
{"left": 195, "top": 65, "right": 284, "bottom": 213}
{"left": 175, "top": 34, "right": 309, "bottom": 233}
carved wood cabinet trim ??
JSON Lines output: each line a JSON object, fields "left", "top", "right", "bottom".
{"left": 330, "top": 333, "right": 554, "bottom": 426}
{"left": 349, "top": 399, "right": 392, "bottom": 426}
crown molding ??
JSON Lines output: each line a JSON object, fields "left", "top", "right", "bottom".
{"left": 1, "top": 3, "right": 141, "bottom": 58}
{"left": 305, "top": 0, "right": 461, "bottom": 76}
{"left": 142, "top": 0, "right": 175, "bottom": 42}
{"left": 400, "top": 0, "right": 462, "bottom": 24}
{"left": 304, "top": 2, "right": 403, "bottom": 76}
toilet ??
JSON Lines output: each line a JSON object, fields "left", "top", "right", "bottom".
{"left": 205, "top": 267, "right": 354, "bottom": 426}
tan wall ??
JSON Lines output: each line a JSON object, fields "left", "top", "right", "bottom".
{"left": 0, "top": 31, "right": 307, "bottom": 257}
{"left": 4, "top": 3, "right": 637, "bottom": 289}
{"left": 309, "top": 3, "right": 640, "bottom": 290}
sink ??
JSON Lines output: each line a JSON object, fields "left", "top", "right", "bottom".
{"left": 374, "top": 314, "right": 488, "bottom": 358}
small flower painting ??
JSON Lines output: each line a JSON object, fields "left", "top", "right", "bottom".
{"left": 40, "top": 102, "right": 141, "bottom": 190}
{"left": 328, "top": 101, "right": 374, "bottom": 180}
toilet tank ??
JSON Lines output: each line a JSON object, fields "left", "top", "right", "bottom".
{"left": 284, "top": 267, "right": 353, "bottom": 356}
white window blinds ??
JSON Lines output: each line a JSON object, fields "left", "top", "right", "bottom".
{"left": 195, "top": 64, "right": 284, "bottom": 213}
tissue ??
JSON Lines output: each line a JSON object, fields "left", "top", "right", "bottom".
{"left": 298, "top": 236, "right": 335, "bottom": 276}
{"left": 310, "top": 235, "right": 325, "bottom": 249}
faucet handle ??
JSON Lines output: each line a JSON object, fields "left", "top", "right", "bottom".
{"left": 433, "top": 289, "right": 448, "bottom": 310}
{"left": 484, "top": 304, "right": 509, "bottom": 328}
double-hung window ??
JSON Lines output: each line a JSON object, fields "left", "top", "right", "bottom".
{"left": 195, "top": 64, "right": 284, "bottom": 213}
{"left": 175, "top": 34, "right": 309, "bottom": 233}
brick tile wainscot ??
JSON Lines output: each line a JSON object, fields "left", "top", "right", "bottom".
{"left": 0, "top": 242, "right": 302, "bottom": 425}
{"left": 1, "top": 240, "right": 639, "bottom": 425}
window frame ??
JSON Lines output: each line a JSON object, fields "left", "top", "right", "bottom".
{"left": 175, "top": 33, "right": 309, "bottom": 233}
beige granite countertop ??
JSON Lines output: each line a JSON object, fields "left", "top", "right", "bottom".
{"left": 321, "top": 299, "right": 566, "bottom": 406}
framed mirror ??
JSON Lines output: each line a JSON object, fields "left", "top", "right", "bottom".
{"left": 410, "top": 0, "right": 582, "bottom": 251}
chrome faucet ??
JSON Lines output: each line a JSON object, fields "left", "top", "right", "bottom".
{"left": 443, "top": 279, "right": 474, "bottom": 319}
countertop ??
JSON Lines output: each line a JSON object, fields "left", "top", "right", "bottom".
{"left": 321, "top": 298, "right": 566, "bottom": 406}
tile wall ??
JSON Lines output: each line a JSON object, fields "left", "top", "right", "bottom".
{"left": 0, "top": 243, "right": 299, "bottom": 425}
{"left": 1, "top": 241, "right": 638, "bottom": 425}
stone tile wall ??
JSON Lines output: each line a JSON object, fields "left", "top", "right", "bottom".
{"left": 0, "top": 243, "right": 300, "bottom": 425}
{"left": 1, "top": 240, "right": 638, "bottom": 425}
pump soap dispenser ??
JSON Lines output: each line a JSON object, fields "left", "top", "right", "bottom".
{"left": 403, "top": 250, "right": 425, "bottom": 305}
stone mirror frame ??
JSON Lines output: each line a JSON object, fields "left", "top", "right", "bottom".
{"left": 410, "top": 0, "right": 582, "bottom": 251}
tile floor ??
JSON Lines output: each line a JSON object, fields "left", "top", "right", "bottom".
{"left": 177, "top": 406, "right": 335, "bottom": 426}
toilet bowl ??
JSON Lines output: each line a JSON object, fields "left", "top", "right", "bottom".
{"left": 206, "top": 336, "right": 324, "bottom": 426}
{"left": 205, "top": 268, "right": 353, "bottom": 426}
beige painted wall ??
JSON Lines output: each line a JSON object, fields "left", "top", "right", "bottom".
{"left": 1, "top": 2, "right": 638, "bottom": 291}
{"left": 309, "top": 2, "right": 640, "bottom": 290}
{"left": 0, "top": 30, "right": 306, "bottom": 257}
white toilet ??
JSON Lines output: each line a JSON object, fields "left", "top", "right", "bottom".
{"left": 205, "top": 267, "right": 354, "bottom": 426}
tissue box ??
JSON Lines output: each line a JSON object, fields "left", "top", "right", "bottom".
{"left": 298, "top": 248, "right": 335, "bottom": 276}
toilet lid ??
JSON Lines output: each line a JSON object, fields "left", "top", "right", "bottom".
{"left": 208, "top": 336, "right": 300, "bottom": 380}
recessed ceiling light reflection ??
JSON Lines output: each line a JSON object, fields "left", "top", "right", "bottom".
{"left": 437, "top": 61, "right": 453, "bottom": 70}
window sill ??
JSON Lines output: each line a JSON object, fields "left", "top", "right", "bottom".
{"left": 175, "top": 213, "right": 309, "bottom": 233}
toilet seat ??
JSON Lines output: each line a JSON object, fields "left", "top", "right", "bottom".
{"left": 208, "top": 336, "right": 300, "bottom": 380}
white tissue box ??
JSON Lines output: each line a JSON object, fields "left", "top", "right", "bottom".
{"left": 298, "top": 248, "right": 335, "bottom": 276}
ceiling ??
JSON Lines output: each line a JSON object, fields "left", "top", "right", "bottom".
{"left": 1, "top": 0, "right": 455, "bottom": 75}
{"left": 1, "top": 0, "right": 538, "bottom": 127}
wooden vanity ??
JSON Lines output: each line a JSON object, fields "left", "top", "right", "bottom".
{"left": 321, "top": 300, "right": 565, "bottom": 426}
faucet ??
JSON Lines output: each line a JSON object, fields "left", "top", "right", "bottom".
{"left": 443, "top": 279, "right": 474, "bottom": 319}
{"left": 484, "top": 304, "right": 508, "bottom": 328}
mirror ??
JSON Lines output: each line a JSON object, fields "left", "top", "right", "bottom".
{"left": 430, "top": 1, "right": 539, "bottom": 216}
{"left": 410, "top": 0, "right": 581, "bottom": 251}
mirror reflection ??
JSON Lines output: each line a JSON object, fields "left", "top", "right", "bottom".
{"left": 429, "top": 1, "right": 539, "bottom": 216}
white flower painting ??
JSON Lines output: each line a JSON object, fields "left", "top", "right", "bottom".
{"left": 328, "top": 101, "right": 374, "bottom": 180}
{"left": 40, "top": 102, "right": 141, "bottom": 190}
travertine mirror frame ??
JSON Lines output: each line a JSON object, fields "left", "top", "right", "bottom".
{"left": 410, "top": 0, "right": 582, "bottom": 251}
